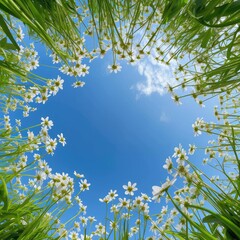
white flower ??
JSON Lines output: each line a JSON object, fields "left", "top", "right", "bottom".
{"left": 79, "top": 179, "right": 90, "bottom": 191}
{"left": 192, "top": 117, "right": 205, "bottom": 136}
{"left": 28, "top": 58, "right": 39, "bottom": 70}
{"left": 99, "top": 196, "right": 110, "bottom": 203}
{"left": 72, "top": 81, "right": 85, "bottom": 88}
{"left": 163, "top": 157, "right": 173, "bottom": 173}
{"left": 95, "top": 223, "right": 105, "bottom": 235}
{"left": 16, "top": 26, "right": 25, "bottom": 42}
{"left": 79, "top": 216, "right": 88, "bottom": 227}
{"left": 110, "top": 221, "right": 118, "bottom": 230}
{"left": 171, "top": 94, "right": 182, "bottom": 105}
{"left": 107, "top": 189, "right": 118, "bottom": 200}
{"left": 107, "top": 63, "right": 122, "bottom": 73}
{"left": 57, "top": 133, "right": 66, "bottom": 146}
{"left": 133, "top": 196, "right": 143, "bottom": 206}
{"left": 123, "top": 181, "right": 138, "bottom": 196}
{"left": 54, "top": 76, "right": 64, "bottom": 90}
{"left": 188, "top": 144, "right": 196, "bottom": 155}
{"left": 139, "top": 202, "right": 149, "bottom": 214}
{"left": 46, "top": 138, "right": 57, "bottom": 151}
{"left": 152, "top": 176, "right": 177, "bottom": 202}
{"left": 141, "top": 193, "right": 152, "bottom": 202}
{"left": 69, "top": 230, "right": 80, "bottom": 240}
{"left": 41, "top": 117, "right": 53, "bottom": 129}
{"left": 15, "top": 119, "right": 21, "bottom": 126}
{"left": 74, "top": 221, "right": 80, "bottom": 232}
{"left": 88, "top": 216, "right": 96, "bottom": 223}
{"left": 79, "top": 64, "right": 90, "bottom": 77}
{"left": 172, "top": 144, "right": 182, "bottom": 158}
{"left": 118, "top": 197, "right": 130, "bottom": 208}
{"left": 35, "top": 170, "right": 47, "bottom": 185}
{"left": 176, "top": 148, "right": 188, "bottom": 164}
{"left": 74, "top": 171, "right": 84, "bottom": 178}
{"left": 110, "top": 204, "right": 119, "bottom": 213}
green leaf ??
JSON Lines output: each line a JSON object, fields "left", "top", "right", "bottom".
{"left": 203, "top": 215, "right": 222, "bottom": 225}
{"left": 201, "top": 29, "right": 212, "bottom": 48}
{"left": 0, "top": 37, "right": 19, "bottom": 50}
{"left": 162, "top": 0, "right": 186, "bottom": 23}
{"left": 0, "top": 175, "right": 9, "bottom": 211}
{"left": 0, "top": 14, "right": 19, "bottom": 50}
{"left": 202, "top": 213, "right": 240, "bottom": 239}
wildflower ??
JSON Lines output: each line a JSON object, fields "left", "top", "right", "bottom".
{"left": 88, "top": 216, "right": 96, "bottom": 224}
{"left": 15, "top": 119, "right": 21, "bottom": 126}
{"left": 27, "top": 130, "right": 35, "bottom": 142}
{"left": 20, "top": 155, "right": 28, "bottom": 163}
{"left": 163, "top": 157, "right": 173, "bottom": 173}
{"left": 72, "top": 81, "right": 85, "bottom": 88}
{"left": 40, "top": 126, "right": 49, "bottom": 142}
{"left": 54, "top": 76, "right": 64, "bottom": 90}
{"left": 99, "top": 196, "right": 110, "bottom": 203}
{"left": 176, "top": 148, "right": 188, "bottom": 164}
{"left": 171, "top": 94, "right": 182, "bottom": 105}
{"left": 79, "top": 179, "right": 90, "bottom": 191}
{"left": 118, "top": 197, "right": 130, "bottom": 208}
{"left": 139, "top": 202, "right": 149, "bottom": 214}
{"left": 36, "top": 159, "right": 48, "bottom": 169}
{"left": 69, "top": 231, "right": 80, "bottom": 240}
{"left": 192, "top": 117, "right": 205, "bottom": 136}
{"left": 46, "top": 137, "right": 57, "bottom": 151}
{"left": 110, "top": 221, "right": 118, "bottom": 230}
{"left": 152, "top": 176, "right": 177, "bottom": 202}
{"left": 29, "top": 58, "right": 39, "bottom": 70}
{"left": 35, "top": 171, "right": 47, "bottom": 185}
{"left": 57, "top": 133, "right": 66, "bottom": 146}
{"left": 44, "top": 166, "right": 52, "bottom": 177}
{"left": 16, "top": 26, "right": 25, "bottom": 41}
{"left": 74, "top": 171, "right": 84, "bottom": 178}
{"left": 50, "top": 52, "right": 60, "bottom": 64}
{"left": 107, "top": 189, "right": 118, "bottom": 200}
{"left": 80, "top": 64, "right": 90, "bottom": 76}
{"left": 135, "top": 218, "right": 141, "bottom": 225}
{"left": 41, "top": 117, "right": 53, "bottom": 129}
{"left": 75, "top": 196, "right": 82, "bottom": 205}
{"left": 172, "top": 144, "right": 182, "bottom": 158}
{"left": 141, "top": 193, "right": 152, "bottom": 202}
{"left": 121, "top": 212, "right": 131, "bottom": 219}
{"left": 79, "top": 203, "right": 87, "bottom": 214}
{"left": 133, "top": 196, "right": 143, "bottom": 206}
{"left": 177, "top": 164, "right": 190, "bottom": 177}
{"left": 107, "top": 63, "right": 122, "bottom": 73}
{"left": 79, "top": 216, "right": 88, "bottom": 227}
{"left": 130, "top": 226, "right": 139, "bottom": 235}
{"left": 74, "top": 221, "right": 80, "bottom": 232}
{"left": 110, "top": 204, "right": 119, "bottom": 213}
{"left": 95, "top": 223, "right": 105, "bottom": 235}
{"left": 4, "top": 116, "right": 10, "bottom": 125}
{"left": 202, "top": 158, "right": 208, "bottom": 164}
{"left": 123, "top": 181, "right": 138, "bottom": 196}
{"left": 161, "top": 205, "right": 168, "bottom": 215}
{"left": 170, "top": 208, "right": 178, "bottom": 217}
{"left": 188, "top": 144, "right": 196, "bottom": 155}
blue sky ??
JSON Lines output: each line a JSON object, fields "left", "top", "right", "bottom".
{"left": 14, "top": 42, "right": 217, "bottom": 222}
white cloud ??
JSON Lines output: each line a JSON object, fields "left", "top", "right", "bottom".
{"left": 160, "top": 112, "right": 169, "bottom": 123}
{"left": 134, "top": 54, "right": 177, "bottom": 96}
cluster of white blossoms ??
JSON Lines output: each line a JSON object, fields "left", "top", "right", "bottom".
{"left": 94, "top": 182, "right": 154, "bottom": 239}
{"left": 18, "top": 43, "right": 39, "bottom": 71}
{"left": 0, "top": 29, "right": 67, "bottom": 116}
